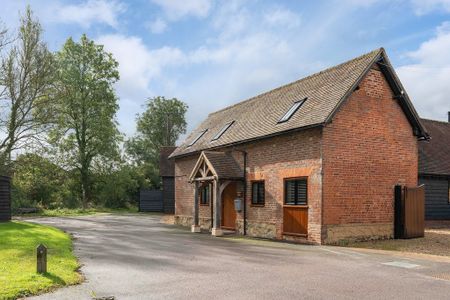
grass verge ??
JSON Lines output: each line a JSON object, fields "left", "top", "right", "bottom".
{"left": 16, "top": 207, "right": 138, "bottom": 217}
{"left": 0, "top": 221, "right": 82, "bottom": 299}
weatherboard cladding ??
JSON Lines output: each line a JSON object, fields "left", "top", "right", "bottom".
{"left": 159, "top": 146, "right": 176, "bottom": 177}
{"left": 419, "top": 119, "right": 450, "bottom": 176}
{"left": 170, "top": 48, "right": 383, "bottom": 158}
{"left": 0, "top": 176, "right": 11, "bottom": 222}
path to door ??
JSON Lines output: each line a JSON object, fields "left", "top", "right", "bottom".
{"left": 27, "top": 214, "right": 450, "bottom": 300}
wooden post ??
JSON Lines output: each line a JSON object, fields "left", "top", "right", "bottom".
{"left": 37, "top": 244, "right": 47, "bottom": 274}
{"left": 191, "top": 181, "right": 201, "bottom": 233}
{"left": 212, "top": 179, "right": 223, "bottom": 236}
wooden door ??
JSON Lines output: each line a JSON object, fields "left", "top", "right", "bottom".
{"left": 221, "top": 183, "right": 237, "bottom": 230}
{"left": 283, "top": 206, "right": 308, "bottom": 237}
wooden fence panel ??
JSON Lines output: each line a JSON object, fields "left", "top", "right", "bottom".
{"left": 404, "top": 185, "right": 425, "bottom": 238}
{"left": 0, "top": 176, "right": 11, "bottom": 222}
{"left": 283, "top": 206, "right": 308, "bottom": 237}
{"left": 139, "top": 189, "right": 163, "bottom": 212}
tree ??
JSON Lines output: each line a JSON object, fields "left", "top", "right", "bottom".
{"left": 12, "top": 153, "right": 72, "bottom": 209}
{"left": 126, "top": 96, "right": 187, "bottom": 187}
{"left": 0, "top": 8, "right": 54, "bottom": 173}
{"left": 51, "top": 34, "right": 121, "bottom": 209}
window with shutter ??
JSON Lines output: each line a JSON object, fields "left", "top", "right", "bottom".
{"left": 251, "top": 181, "right": 265, "bottom": 205}
{"left": 284, "top": 178, "right": 307, "bottom": 205}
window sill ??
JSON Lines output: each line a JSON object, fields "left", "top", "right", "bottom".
{"left": 200, "top": 203, "right": 209, "bottom": 206}
{"left": 250, "top": 204, "right": 265, "bottom": 207}
{"left": 283, "top": 232, "right": 308, "bottom": 238}
{"left": 283, "top": 205, "right": 308, "bottom": 209}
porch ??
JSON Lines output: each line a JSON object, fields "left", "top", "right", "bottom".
{"left": 189, "top": 151, "right": 244, "bottom": 236}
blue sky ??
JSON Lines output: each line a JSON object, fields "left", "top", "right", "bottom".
{"left": 2, "top": 0, "right": 450, "bottom": 139}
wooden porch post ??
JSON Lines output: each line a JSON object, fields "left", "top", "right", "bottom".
{"left": 212, "top": 179, "right": 223, "bottom": 236}
{"left": 191, "top": 181, "right": 201, "bottom": 233}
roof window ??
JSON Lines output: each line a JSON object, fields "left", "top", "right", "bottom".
{"left": 278, "top": 98, "right": 306, "bottom": 123}
{"left": 187, "top": 129, "right": 207, "bottom": 147}
{"left": 211, "top": 121, "right": 234, "bottom": 141}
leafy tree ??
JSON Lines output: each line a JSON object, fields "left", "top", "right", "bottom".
{"left": 126, "top": 96, "right": 187, "bottom": 187}
{"left": 51, "top": 34, "right": 121, "bottom": 209}
{"left": 93, "top": 162, "right": 141, "bottom": 208}
{"left": 11, "top": 153, "right": 72, "bottom": 209}
{"left": 0, "top": 7, "right": 54, "bottom": 174}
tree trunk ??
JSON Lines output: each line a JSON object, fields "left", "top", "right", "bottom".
{"left": 80, "top": 165, "right": 90, "bottom": 209}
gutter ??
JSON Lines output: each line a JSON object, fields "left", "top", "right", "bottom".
{"left": 170, "top": 123, "right": 325, "bottom": 159}
{"left": 232, "top": 148, "right": 248, "bottom": 236}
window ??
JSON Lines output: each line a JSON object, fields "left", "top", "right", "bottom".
{"left": 199, "top": 184, "right": 211, "bottom": 205}
{"left": 212, "top": 121, "right": 234, "bottom": 141}
{"left": 251, "top": 181, "right": 265, "bottom": 205}
{"left": 278, "top": 98, "right": 307, "bottom": 123}
{"left": 284, "top": 178, "right": 307, "bottom": 205}
{"left": 187, "top": 129, "right": 207, "bottom": 147}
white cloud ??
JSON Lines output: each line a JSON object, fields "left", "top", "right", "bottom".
{"left": 96, "top": 34, "right": 186, "bottom": 135}
{"left": 397, "top": 21, "right": 450, "bottom": 121}
{"left": 147, "top": 18, "right": 167, "bottom": 34}
{"left": 150, "top": 0, "right": 212, "bottom": 20}
{"left": 53, "top": 0, "right": 125, "bottom": 28}
{"left": 411, "top": 0, "right": 450, "bottom": 15}
{"left": 264, "top": 7, "right": 301, "bottom": 29}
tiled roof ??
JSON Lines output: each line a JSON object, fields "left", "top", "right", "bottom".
{"left": 203, "top": 151, "right": 243, "bottom": 180}
{"left": 419, "top": 119, "right": 450, "bottom": 176}
{"left": 170, "top": 48, "right": 426, "bottom": 158}
{"left": 159, "top": 146, "right": 176, "bottom": 177}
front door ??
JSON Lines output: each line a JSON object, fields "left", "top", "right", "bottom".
{"left": 221, "top": 182, "right": 237, "bottom": 230}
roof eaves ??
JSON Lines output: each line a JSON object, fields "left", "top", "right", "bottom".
{"left": 376, "top": 49, "right": 429, "bottom": 139}
{"left": 170, "top": 122, "right": 325, "bottom": 159}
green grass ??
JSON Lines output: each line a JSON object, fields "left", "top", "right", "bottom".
{"left": 0, "top": 221, "right": 82, "bottom": 299}
{"left": 16, "top": 207, "right": 138, "bottom": 217}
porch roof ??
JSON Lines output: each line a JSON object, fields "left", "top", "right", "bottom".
{"left": 189, "top": 151, "right": 243, "bottom": 182}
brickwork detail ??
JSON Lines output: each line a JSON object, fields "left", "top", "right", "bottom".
{"left": 174, "top": 67, "right": 418, "bottom": 245}
{"left": 322, "top": 68, "right": 418, "bottom": 243}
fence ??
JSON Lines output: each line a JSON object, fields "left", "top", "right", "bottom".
{"left": 139, "top": 189, "right": 164, "bottom": 212}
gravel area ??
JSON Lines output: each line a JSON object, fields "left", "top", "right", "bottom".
{"left": 347, "top": 222, "right": 450, "bottom": 257}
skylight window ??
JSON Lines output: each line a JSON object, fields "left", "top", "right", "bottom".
{"left": 278, "top": 98, "right": 307, "bottom": 123}
{"left": 212, "top": 121, "right": 234, "bottom": 141}
{"left": 187, "top": 129, "right": 208, "bottom": 147}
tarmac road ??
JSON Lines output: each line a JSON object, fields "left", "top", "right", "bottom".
{"left": 27, "top": 214, "right": 450, "bottom": 300}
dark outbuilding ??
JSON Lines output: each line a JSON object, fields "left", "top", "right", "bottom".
{"left": 419, "top": 114, "right": 450, "bottom": 220}
{"left": 0, "top": 176, "right": 11, "bottom": 222}
{"left": 159, "top": 146, "right": 176, "bottom": 214}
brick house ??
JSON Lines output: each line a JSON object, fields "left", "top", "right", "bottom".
{"left": 169, "top": 48, "right": 428, "bottom": 244}
{"left": 419, "top": 115, "right": 450, "bottom": 220}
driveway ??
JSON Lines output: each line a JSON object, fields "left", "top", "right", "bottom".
{"left": 26, "top": 214, "right": 450, "bottom": 300}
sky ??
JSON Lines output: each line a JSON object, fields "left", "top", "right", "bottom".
{"left": 1, "top": 0, "right": 450, "bottom": 141}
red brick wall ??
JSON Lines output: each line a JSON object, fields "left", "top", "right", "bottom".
{"left": 322, "top": 67, "right": 418, "bottom": 241}
{"left": 174, "top": 128, "right": 323, "bottom": 243}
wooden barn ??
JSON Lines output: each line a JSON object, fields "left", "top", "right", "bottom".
{"left": 160, "top": 146, "right": 176, "bottom": 214}
{"left": 419, "top": 114, "right": 450, "bottom": 220}
{"left": 0, "top": 176, "right": 11, "bottom": 222}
